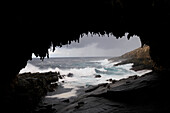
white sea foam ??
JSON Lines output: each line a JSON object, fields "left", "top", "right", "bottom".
{"left": 20, "top": 60, "right": 151, "bottom": 85}
{"left": 19, "top": 63, "right": 56, "bottom": 73}
{"left": 19, "top": 63, "right": 41, "bottom": 73}
{"left": 99, "top": 59, "right": 121, "bottom": 68}
{"left": 116, "top": 63, "right": 134, "bottom": 70}
{"left": 20, "top": 59, "right": 152, "bottom": 99}
{"left": 97, "top": 68, "right": 107, "bottom": 72}
{"left": 135, "top": 69, "right": 152, "bottom": 76}
{"left": 66, "top": 67, "right": 96, "bottom": 77}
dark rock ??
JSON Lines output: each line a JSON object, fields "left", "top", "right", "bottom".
{"left": 112, "top": 45, "right": 154, "bottom": 71}
{"left": 48, "top": 83, "right": 58, "bottom": 92}
{"left": 107, "top": 79, "right": 117, "bottom": 84}
{"left": 106, "top": 78, "right": 112, "bottom": 82}
{"left": 5, "top": 72, "right": 60, "bottom": 113}
{"left": 35, "top": 105, "right": 55, "bottom": 113}
{"left": 128, "top": 75, "right": 138, "bottom": 80}
{"left": 85, "top": 85, "right": 101, "bottom": 93}
{"left": 58, "top": 75, "right": 64, "bottom": 79}
{"left": 75, "top": 102, "right": 85, "bottom": 109}
{"left": 67, "top": 73, "right": 74, "bottom": 77}
{"left": 107, "top": 78, "right": 111, "bottom": 81}
{"left": 95, "top": 75, "right": 101, "bottom": 78}
{"left": 62, "top": 99, "right": 70, "bottom": 103}
{"left": 126, "top": 81, "right": 131, "bottom": 84}
{"left": 78, "top": 101, "right": 85, "bottom": 106}
{"left": 112, "top": 80, "right": 117, "bottom": 84}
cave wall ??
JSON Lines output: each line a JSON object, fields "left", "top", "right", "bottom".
{"left": 1, "top": 0, "right": 170, "bottom": 90}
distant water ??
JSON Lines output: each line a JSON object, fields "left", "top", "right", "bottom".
{"left": 20, "top": 57, "right": 152, "bottom": 87}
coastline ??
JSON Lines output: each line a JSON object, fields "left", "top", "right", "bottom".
{"left": 9, "top": 46, "right": 156, "bottom": 112}
{"left": 35, "top": 71, "right": 160, "bottom": 113}
{"left": 109, "top": 45, "right": 153, "bottom": 71}
{"left": 33, "top": 46, "right": 156, "bottom": 112}
{"left": 11, "top": 59, "right": 153, "bottom": 113}
{"left": 37, "top": 70, "right": 170, "bottom": 113}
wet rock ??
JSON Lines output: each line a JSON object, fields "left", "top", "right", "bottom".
{"left": 35, "top": 104, "right": 56, "bottom": 113}
{"left": 126, "top": 81, "right": 131, "bottom": 84}
{"left": 62, "top": 99, "right": 70, "bottom": 103}
{"left": 67, "top": 73, "right": 74, "bottom": 77}
{"left": 106, "top": 78, "right": 113, "bottom": 82}
{"left": 7, "top": 72, "right": 60, "bottom": 112}
{"left": 128, "top": 75, "right": 138, "bottom": 80}
{"left": 58, "top": 75, "right": 65, "bottom": 79}
{"left": 48, "top": 83, "right": 58, "bottom": 92}
{"left": 95, "top": 75, "right": 101, "bottom": 78}
{"left": 106, "top": 79, "right": 117, "bottom": 83}
{"left": 75, "top": 102, "right": 85, "bottom": 109}
{"left": 78, "top": 101, "right": 85, "bottom": 106}
{"left": 111, "top": 45, "right": 153, "bottom": 71}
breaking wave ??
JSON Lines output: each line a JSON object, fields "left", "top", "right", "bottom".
{"left": 20, "top": 58, "right": 152, "bottom": 86}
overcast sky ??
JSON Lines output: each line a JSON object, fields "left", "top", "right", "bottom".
{"left": 34, "top": 33, "right": 141, "bottom": 57}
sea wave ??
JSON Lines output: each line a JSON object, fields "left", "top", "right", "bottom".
{"left": 20, "top": 63, "right": 96, "bottom": 77}
{"left": 20, "top": 60, "right": 152, "bottom": 86}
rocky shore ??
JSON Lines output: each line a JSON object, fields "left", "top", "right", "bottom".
{"left": 109, "top": 45, "right": 154, "bottom": 71}
{"left": 5, "top": 63, "right": 170, "bottom": 112}
{"left": 3, "top": 72, "right": 60, "bottom": 113}
{"left": 30, "top": 45, "right": 170, "bottom": 113}
{"left": 4, "top": 45, "right": 167, "bottom": 113}
{"left": 33, "top": 71, "right": 170, "bottom": 113}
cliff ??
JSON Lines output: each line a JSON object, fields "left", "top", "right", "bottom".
{"left": 120, "top": 45, "right": 150, "bottom": 59}
{"left": 110, "top": 45, "right": 154, "bottom": 71}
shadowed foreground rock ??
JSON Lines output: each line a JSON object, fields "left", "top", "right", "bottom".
{"left": 3, "top": 72, "right": 59, "bottom": 113}
{"left": 43, "top": 72, "right": 170, "bottom": 113}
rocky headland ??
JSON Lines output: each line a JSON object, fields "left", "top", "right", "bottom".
{"left": 109, "top": 45, "right": 154, "bottom": 71}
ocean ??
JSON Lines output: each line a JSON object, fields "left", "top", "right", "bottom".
{"left": 20, "top": 57, "right": 152, "bottom": 98}
{"left": 20, "top": 57, "right": 152, "bottom": 86}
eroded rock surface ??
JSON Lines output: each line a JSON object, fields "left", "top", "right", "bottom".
{"left": 35, "top": 72, "right": 170, "bottom": 113}
{"left": 2, "top": 72, "right": 60, "bottom": 113}
{"left": 110, "top": 45, "right": 154, "bottom": 71}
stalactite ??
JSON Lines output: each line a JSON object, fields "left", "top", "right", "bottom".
{"left": 1, "top": 0, "right": 170, "bottom": 92}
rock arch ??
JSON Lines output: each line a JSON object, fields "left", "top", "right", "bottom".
{"left": 1, "top": 0, "right": 170, "bottom": 93}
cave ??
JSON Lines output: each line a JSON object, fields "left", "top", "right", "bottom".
{"left": 1, "top": 0, "right": 170, "bottom": 112}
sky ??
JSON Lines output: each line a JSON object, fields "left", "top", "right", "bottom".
{"left": 33, "top": 33, "right": 141, "bottom": 58}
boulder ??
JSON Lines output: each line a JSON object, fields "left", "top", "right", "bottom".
{"left": 95, "top": 75, "right": 101, "bottom": 78}
{"left": 67, "top": 73, "right": 74, "bottom": 77}
{"left": 106, "top": 79, "right": 117, "bottom": 83}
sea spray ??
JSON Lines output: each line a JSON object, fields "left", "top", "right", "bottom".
{"left": 20, "top": 57, "right": 152, "bottom": 98}
{"left": 20, "top": 57, "right": 152, "bottom": 83}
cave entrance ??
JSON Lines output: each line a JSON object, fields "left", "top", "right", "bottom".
{"left": 19, "top": 32, "right": 152, "bottom": 99}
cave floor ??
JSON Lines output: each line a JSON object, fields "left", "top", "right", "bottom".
{"left": 35, "top": 72, "right": 170, "bottom": 113}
